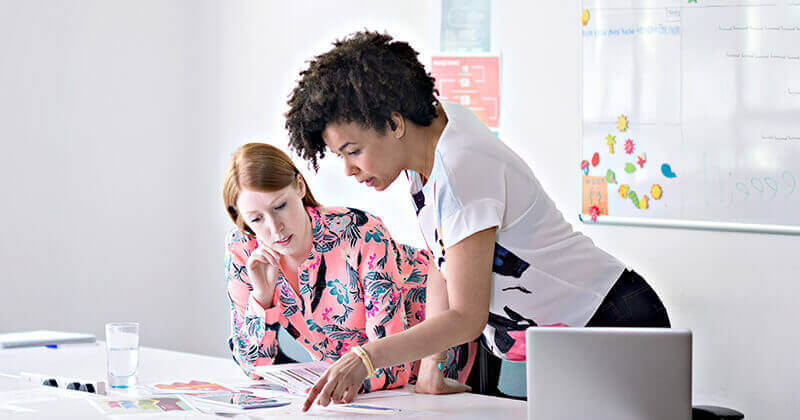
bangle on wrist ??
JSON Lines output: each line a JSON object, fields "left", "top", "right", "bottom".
{"left": 425, "top": 354, "right": 448, "bottom": 371}
{"left": 351, "top": 345, "right": 377, "bottom": 379}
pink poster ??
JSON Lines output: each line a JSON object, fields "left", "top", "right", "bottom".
{"left": 431, "top": 56, "right": 500, "bottom": 129}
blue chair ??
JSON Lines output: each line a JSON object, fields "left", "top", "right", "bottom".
{"left": 497, "top": 359, "right": 527, "bottom": 398}
{"left": 276, "top": 327, "right": 312, "bottom": 363}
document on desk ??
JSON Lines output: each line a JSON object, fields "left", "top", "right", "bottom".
{"left": 253, "top": 361, "right": 330, "bottom": 396}
{"left": 315, "top": 403, "right": 436, "bottom": 417}
{"left": 0, "top": 388, "right": 89, "bottom": 405}
{"left": 0, "top": 388, "right": 97, "bottom": 416}
{"left": 90, "top": 396, "right": 194, "bottom": 415}
{"left": 140, "top": 380, "right": 233, "bottom": 396}
{"left": 253, "top": 362, "right": 415, "bottom": 400}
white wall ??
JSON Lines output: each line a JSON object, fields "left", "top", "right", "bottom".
{"left": 2, "top": 1, "right": 798, "bottom": 418}
{"left": 0, "top": 0, "right": 226, "bottom": 355}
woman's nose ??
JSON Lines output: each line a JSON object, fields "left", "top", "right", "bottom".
{"left": 344, "top": 160, "right": 360, "bottom": 177}
{"left": 266, "top": 216, "right": 283, "bottom": 236}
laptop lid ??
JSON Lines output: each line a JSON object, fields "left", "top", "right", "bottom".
{"left": 526, "top": 327, "right": 692, "bottom": 420}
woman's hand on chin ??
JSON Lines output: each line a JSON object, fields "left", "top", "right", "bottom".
{"left": 246, "top": 238, "right": 281, "bottom": 307}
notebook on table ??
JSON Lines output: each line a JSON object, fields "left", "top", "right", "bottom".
{"left": 0, "top": 330, "right": 96, "bottom": 349}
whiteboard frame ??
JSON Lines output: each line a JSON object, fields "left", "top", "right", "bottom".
{"left": 579, "top": 214, "right": 800, "bottom": 235}
{"left": 577, "top": 1, "right": 800, "bottom": 236}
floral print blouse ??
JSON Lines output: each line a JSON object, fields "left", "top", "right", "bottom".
{"left": 225, "top": 206, "right": 475, "bottom": 392}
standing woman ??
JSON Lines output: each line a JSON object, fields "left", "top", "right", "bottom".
{"left": 284, "top": 31, "right": 671, "bottom": 410}
{"left": 223, "top": 143, "right": 475, "bottom": 394}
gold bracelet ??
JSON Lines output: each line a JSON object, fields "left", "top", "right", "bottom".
{"left": 352, "top": 346, "right": 375, "bottom": 379}
{"left": 351, "top": 346, "right": 376, "bottom": 379}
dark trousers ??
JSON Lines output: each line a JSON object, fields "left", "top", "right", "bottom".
{"left": 467, "top": 269, "right": 670, "bottom": 398}
{"left": 586, "top": 269, "right": 671, "bottom": 328}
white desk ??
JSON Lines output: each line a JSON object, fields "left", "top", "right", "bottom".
{"left": 0, "top": 343, "right": 526, "bottom": 419}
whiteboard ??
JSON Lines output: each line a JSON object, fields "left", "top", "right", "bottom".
{"left": 579, "top": 0, "right": 800, "bottom": 234}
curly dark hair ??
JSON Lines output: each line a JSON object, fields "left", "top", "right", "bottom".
{"left": 285, "top": 30, "right": 439, "bottom": 171}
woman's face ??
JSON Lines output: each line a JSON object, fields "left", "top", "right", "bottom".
{"left": 321, "top": 121, "right": 406, "bottom": 192}
{"left": 236, "top": 178, "right": 312, "bottom": 260}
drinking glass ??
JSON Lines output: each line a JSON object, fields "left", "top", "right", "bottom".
{"left": 105, "top": 322, "right": 140, "bottom": 389}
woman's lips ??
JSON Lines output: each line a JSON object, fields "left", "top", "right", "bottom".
{"left": 275, "top": 234, "right": 293, "bottom": 246}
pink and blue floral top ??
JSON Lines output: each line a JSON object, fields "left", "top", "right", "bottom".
{"left": 225, "top": 206, "right": 474, "bottom": 392}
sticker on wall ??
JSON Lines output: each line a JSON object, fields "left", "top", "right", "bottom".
{"left": 661, "top": 163, "right": 677, "bottom": 178}
{"left": 605, "top": 134, "right": 616, "bottom": 154}
{"left": 639, "top": 195, "right": 649, "bottom": 209}
{"left": 581, "top": 9, "right": 590, "bottom": 26}
{"left": 617, "top": 114, "right": 629, "bottom": 132}
{"left": 606, "top": 169, "right": 617, "bottom": 184}
{"left": 582, "top": 176, "right": 609, "bottom": 218}
{"left": 591, "top": 152, "right": 600, "bottom": 167}
{"left": 624, "top": 139, "right": 635, "bottom": 155}
{"left": 624, "top": 162, "right": 636, "bottom": 174}
{"left": 581, "top": 160, "right": 590, "bottom": 175}
{"left": 618, "top": 184, "right": 629, "bottom": 198}
{"left": 589, "top": 205, "right": 600, "bottom": 222}
{"left": 637, "top": 153, "right": 647, "bottom": 168}
{"left": 651, "top": 184, "right": 663, "bottom": 200}
{"left": 627, "top": 190, "right": 640, "bottom": 208}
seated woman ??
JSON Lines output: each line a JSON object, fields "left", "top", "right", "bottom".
{"left": 222, "top": 142, "right": 475, "bottom": 394}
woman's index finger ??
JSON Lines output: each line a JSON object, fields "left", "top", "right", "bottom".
{"left": 303, "top": 370, "right": 329, "bottom": 411}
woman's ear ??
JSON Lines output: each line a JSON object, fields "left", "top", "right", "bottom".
{"left": 296, "top": 173, "right": 307, "bottom": 197}
{"left": 389, "top": 112, "right": 406, "bottom": 139}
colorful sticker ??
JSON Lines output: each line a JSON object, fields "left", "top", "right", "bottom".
{"left": 661, "top": 163, "right": 677, "bottom": 178}
{"left": 606, "top": 169, "right": 617, "bottom": 184}
{"left": 640, "top": 195, "right": 649, "bottom": 209}
{"left": 651, "top": 184, "right": 663, "bottom": 200}
{"left": 591, "top": 152, "right": 600, "bottom": 167}
{"left": 627, "top": 190, "right": 640, "bottom": 208}
{"left": 581, "top": 9, "right": 590, "bottom": 26}
{"left": 617, "top": 114, "right": 629, "bottom": 132}
{"left": 618, "top": 184, "right": 629, "bottom": 198}
{"left": 624, "top": 162, "right": 636, "bottom": 173}
{"left": 582, "top": 176, "right": 609, "bottom": 217}
{"left": 581, "top": 160, "right": 590, "bottom": 175}
{"left": 605, "top": 134, "right": 617, "bottom": 154}
{"left": 589, "top": 205, "right": 600, "bottom": 221}
{"left": 637, "top": 153, "right": 647, "bottom": 168}
{"left": 624, "top": 139, "right": 635, "bottom": 155}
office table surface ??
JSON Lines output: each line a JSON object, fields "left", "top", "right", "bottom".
{"left": 0, "top": 343, "right": 526, "bottom": 419}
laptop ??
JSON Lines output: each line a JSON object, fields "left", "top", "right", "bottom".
{"left": 526, "top": 327, "right": 692, "bottom": 420}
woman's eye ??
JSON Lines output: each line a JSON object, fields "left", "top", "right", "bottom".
{"left": 250, "top": 217, "right": 261, "bottom": 223}
{"left": 274, "top": 202, "right": 286, "bottom": 211}
{"left": 348, "top": 149, "right": 361, "bottom": 156}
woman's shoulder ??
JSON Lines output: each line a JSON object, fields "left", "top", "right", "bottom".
{"left": 312, "top": 206, "right": 389, "bottom": 252}
{"left": 315, "top": 206, "right": 385, "bottom": 230}
{"left": 225, "top": 228, "right": 256, "bottom": 256}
